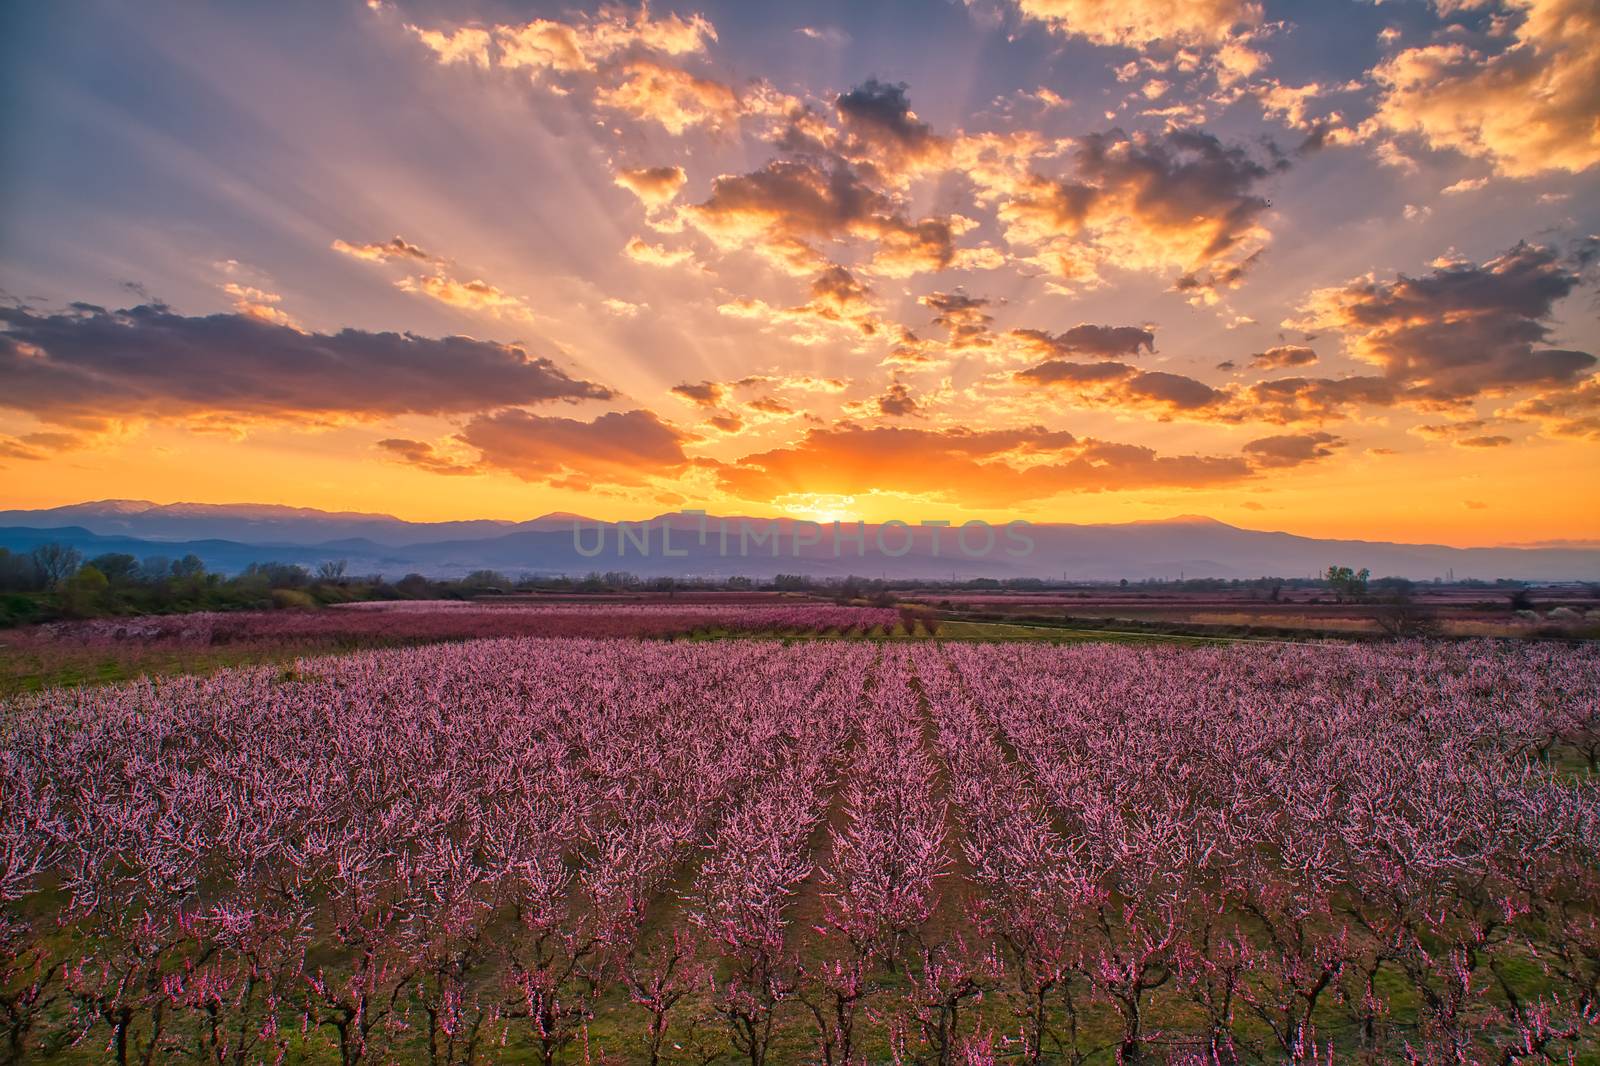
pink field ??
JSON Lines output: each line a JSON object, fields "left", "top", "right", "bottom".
{"left": 19, "top": 601, "right": 901, "bottom": 647}
{"left": 2, "top": 638, "right": 1596, "bottom": 1063}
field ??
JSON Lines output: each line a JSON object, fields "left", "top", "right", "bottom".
{"left": 0, "top": 603, "right": 902, "bottom": 697}
{"left": 3, "top": 631, "right": 1597, "bottom": 1065}
{"left": 914, "top": 588, "right": 1600, "bottom": 642}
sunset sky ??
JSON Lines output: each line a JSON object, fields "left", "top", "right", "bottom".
{"left": 1, "top": 0, "right": 1597, "bottom": 545}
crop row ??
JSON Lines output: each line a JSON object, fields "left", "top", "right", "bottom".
{"left": 1, "top": 638, "right": 1596, "bottom": 1063}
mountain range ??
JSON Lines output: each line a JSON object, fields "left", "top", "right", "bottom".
{"left": 0, "top": 500, "right": 1595, "bottom": 582}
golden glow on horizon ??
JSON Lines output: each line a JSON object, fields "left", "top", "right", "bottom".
{"left": 0, "top": 0, "right": 1596, "bottom": 550}
{"left": 2, "top": 419, "right": 1594, "bottom": 548}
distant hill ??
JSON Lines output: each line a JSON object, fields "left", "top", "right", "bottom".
{"left": 0, "top": 500, "right": 569, "bottom": 547}
{"left": 0, "top": 502, "right": 1595, "bottom": 581}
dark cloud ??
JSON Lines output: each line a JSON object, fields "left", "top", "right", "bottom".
{"left": 1011, "top": 323, "right": 1156, "bottom": 359}
{"left": 1015, "top": 359, "right": 1136, "bottom": 385}
{"left": 876, "top": 382, "right": 922, "bottom": 417}
{"left": 833, "top": 78, "right": 946, "bottom": 175}
{"left": 0, "top": 429, "right": 82, "bottom": 462}
{"left": 672, "top": 380, "right": 727, "bottom": 407}
{"left": 1016, "top": 359, "right": 1229, "bottom": 418}
{"left": 693, "top": 159, "right": 890, "bottom": 241}
{"left": 922, "top": 291, "right": 994, "bottom": 348}
{"left": 1300, "top": 242, "right": 1595, "bottom": 403}
{"left": 836, "top": 79, "right": 933, "bottom": 150}
{"left": 689, "top": 151, "right": 988, "bottom": 277}
{"left": 1124, "top": 370, "right": 1227, "bottom": 410}
{"left": 806, "top": 266, "right": 878, "bottom": 333}
{"left": 0, "top": 302, "right": 611, "bottom": 429}
{"left": 1249, "top": 344, "right": 1318, "bottom": 370}
{"left": 747, "top": 396, "right": 794, "bottom": 415}
{"left": 1511, "top": 376, "right": 1600, "bottom": 439}
{"left": 999, "top": 128, "right": 1276, "bottom": 288}
{"left": 867, "top": 216, "right": 972, "bottom": 275}
{"left": 1173, "top": 252, "right": 1261, "bottom": 298}
{"left": 376, "top": 439, "right": 477, "bottom": 475}
{"left": 1241, "top": 375, "right": 1400, "bottom": 423}
{"left": 1243, "top": 431, "right": 1345, "bottom": 468}
{"left": 1075, "top": 128, "right": 1271, "bottom": 261}
{"left": 1294, "top": 123, "right": 1331, "bottom": 157}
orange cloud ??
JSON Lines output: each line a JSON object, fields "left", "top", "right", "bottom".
{"left": 624, "top": 236, "right": 695, "bottom": 267}
{"left": 412, "top": 7, "right": 715, "bottom": 79}
{"left": 454, "top": 408, "right": 692, "bottom": 487}
{"left": 614, "top": 164, "right": 688, "bottom": 207}
{"left": 405, "top": 25, "right": 491, "bottom": 68}
{"left": 220, "top": 283, "right": 297, "bottom": 329}
{"left": 717, "top": 265, "right": 882, "bottom": 346}
{"left": 1010, "top": 0, "right": 1263, "bottom": 49}
{"left": 921, "top": 292, "right": 996, "bottom": 351}
{"left": 802, "top": 266, "right": 881, "bottom": 335}
{"left": 1249, "top": 344, "right": 1317, "bottom": 370}
{"left": 746, "top": 396, "right": 796, "bottom": 415}
{"left": 1367, "top": 0, "right": 1600, "bottom": 177}
{"left": 1242, "top": 431, "right": 1345, "bottom": 468}
{"left": 1507, "top": 376, "right": 1600, "bottom": 439}
{"left": 713, "top": 423, "right": 1253, "bottom": 507}
{"left": 331, "top": 235, "right": 437, "bottom": 264}
{"left": 0, "top": 430, "right": 82, "bottom": 463}
{"left": 596, "top": 59, "right": 740, "bottom": 134}
{"left": 997, "top": 129, "right": 1277, "bottom": 294}
{"left": 688, "top": 145, "right": 997, "bottom": 278}
{"left": 1016, "top": 361, "right": 1234, "bottom": 419}
{"left": 376, "top": 438, "right": 479, "bottom": 475}
{"left": 397, "top": 272, "right": 537, "bottom": 321}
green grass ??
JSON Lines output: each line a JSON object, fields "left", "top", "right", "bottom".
{"left": 933, "top": 619, "right": 1225, "bottom": 644}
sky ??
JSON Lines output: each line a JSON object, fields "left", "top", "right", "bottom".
{"left": 0, "top": 0, "right": 1597, "bottom": 546}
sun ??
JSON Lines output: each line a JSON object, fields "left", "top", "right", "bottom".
{"left": 776, "top": 493, "right": 862, "bottom": 525}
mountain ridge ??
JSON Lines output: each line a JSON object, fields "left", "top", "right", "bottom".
{"left": 0, "top": 502, "right": 1595, "bottom": 581}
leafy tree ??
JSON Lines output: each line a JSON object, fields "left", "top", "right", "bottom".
{"left": 88, "top": 553, "right": 141, "bottom": 586}
{"left": 59, "top": 564, "right": 109, "bottom": 617}
{"left": 1324, "top": 564, "right": 1370, "bottom": 603}
{"left": 395, "top": 573, "right": 433, "bottom": 598}
{"left": 463, "top": 569, "right": 510, "bottom": 590}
